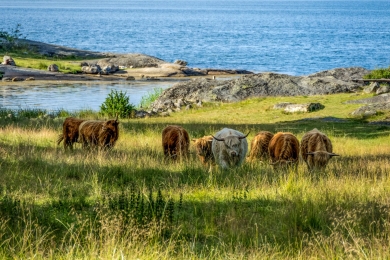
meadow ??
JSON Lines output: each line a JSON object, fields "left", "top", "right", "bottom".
{"left": 1, "top": 92, "right": 390, "bottom": 259}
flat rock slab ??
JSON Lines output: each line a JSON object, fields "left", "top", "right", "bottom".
{"left": 283, "top": 103, "right": 324, "bottom": 113}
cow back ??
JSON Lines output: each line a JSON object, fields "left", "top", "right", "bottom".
{"left": 79, "top": 120, "right": 105, "bottom": 146}
{"left": 248, "top": 131, "right": 274, "bottom": 161}
{"left": 162, "top": 125, "right": 190, "bottom": 160}
{"left": 269, "top": 132, "right": 299, "bottom": 163}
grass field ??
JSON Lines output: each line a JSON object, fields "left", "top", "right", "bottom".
{"left": 1, "top": 92, "right": 390, "bottom": 259}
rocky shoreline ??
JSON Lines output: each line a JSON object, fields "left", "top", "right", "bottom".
{"left": 0, "top": 39, "right": 252, "bottom": 82}
{"left": 3, "top": 39, "right": 390, "bottom": 120}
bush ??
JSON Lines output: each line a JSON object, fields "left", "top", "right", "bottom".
{"left": 364, "top": 67, "right": 390, "bottom": 79}
{"left": 100, "top": 89, "right": 135, "bottom": 118}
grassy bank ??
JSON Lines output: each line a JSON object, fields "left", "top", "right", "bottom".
{"left": 1, "top": 92, "right": 390, "bottom": 259}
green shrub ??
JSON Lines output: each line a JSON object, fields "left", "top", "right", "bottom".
{"left": 139, "top": 87, "right": 164, "bottom": 109}
{"left": 364, "top": 66, "right": 390, "bottom": 79}
{"left": 100, "top": 89, "right": 135, "bottom": 118}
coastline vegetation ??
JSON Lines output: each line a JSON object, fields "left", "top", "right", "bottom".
{"left": 1, "top": 92, "right": 390, "bottom": 259}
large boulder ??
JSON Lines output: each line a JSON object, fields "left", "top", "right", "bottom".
{"left": 351, "top": 103, "right": 390, "bottom": 117}
{"left": 283, "top": 103, "right": 324, "bottom": 113}
{"left": 149, "top": 67, "right": 369, "bottom": 113}
{"left": 82, "top": 64, "right": 101, "bottom": 74}
{"left": 363, "top": 82, "right": 380, "bottom": 93}
{"left": 47, "top": 64, "right": 59, "bottom": 72}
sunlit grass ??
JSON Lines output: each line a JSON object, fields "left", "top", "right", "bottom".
{"left": 12, "top": 56, "right": 83, "bottom": 74}
{"left": 1, "top": 93, "right": 390, "bottom": 258}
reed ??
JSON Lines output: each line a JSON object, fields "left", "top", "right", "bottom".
{"left": 1, "top": 93, "right": 390, "bottom": 259}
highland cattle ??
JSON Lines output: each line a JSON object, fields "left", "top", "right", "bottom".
{"left": 247, "top": 131, "right": 274, "bottom": 162}
{"left": 162, "top": 125, "right": 190, "bottom": 160}
{"left": 268, "top": 132, "right": 300, "bottom": 169}
{"left": 300, "top": 128, "right": 339, "bottom": 171}
{"left": 78, "top": 119, "right": 119, "bottom": 150}
{"left": 211, "top": 128, "right": 249, "bottom": 169}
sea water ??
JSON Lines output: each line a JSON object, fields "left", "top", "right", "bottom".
{"left": 1, "top": 0, "right": 390, "bottom": 111}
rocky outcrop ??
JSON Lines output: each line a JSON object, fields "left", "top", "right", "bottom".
{"left": 83, "top": 54, "right": 253, "bottom": 78}
{"left": 17, "top": 39, "right": 111, "bottom": 58}
{"left": 149, "top": 67, "right": 369, "bottom": 113}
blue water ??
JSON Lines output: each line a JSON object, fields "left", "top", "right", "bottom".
{"left": 2, "top": 0, "right": 390, "bottom": 76}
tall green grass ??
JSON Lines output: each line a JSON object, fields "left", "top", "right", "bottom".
{"left": 1, "top": 93, "right": 390, "bottom": 259}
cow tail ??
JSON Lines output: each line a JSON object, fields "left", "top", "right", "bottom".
{"left": 56, "top": 134, "right": 64, "bottom": 145}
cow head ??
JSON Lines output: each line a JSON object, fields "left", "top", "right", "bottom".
{"left": 212, "top": 132, "right": 249, "bottom": 157}
{"left": 306, "top": 151, "right": 339, "bottom": 169}
{"left": 102, "top": 119, "right": 119, "bottom": 132}
{"left": 192, "top": 136, "right": 213, "bottom": 156}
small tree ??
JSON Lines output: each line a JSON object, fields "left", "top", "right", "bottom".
{"left": 100, "top": 89, "right": 135, "bottom": 118}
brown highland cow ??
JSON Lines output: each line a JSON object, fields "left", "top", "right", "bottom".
{"left": 78, "top": 119, "right": 119, "bottom": 150}
{"left": 162, "top": 125, "right": 190, "bottom": 160}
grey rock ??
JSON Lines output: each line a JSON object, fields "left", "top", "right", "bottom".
{"left": 126, "top": 76, "right": 135, "bottom": 81}
{"left": 2, "top": 77, "right": 12, "bottom": 82}
{"left": 174, "top": 59, "right": 188, "bottom": 66}
{"left": 100, "top": 66, "right": 112, "bottom": 75}
{"left": 97, "top": 60, "right": 119, "bottom": 73}
{"left": 89, "top": 53, "right": 164, "bottom": 69}
{"left": 47, "top": 64, "right": 59, "bottom": 72}
{"left": 284, "top": 103, "right": 324, "bottom": 113}
{"left": 351, "top": 102, "right": 390, "bottom": 116}
{"left": 376, "top": 85, "right": 390, "bottom": 95}
{"left": 363, "top": 82, "right": 380, "bottom": 93}
{"left": 82, "top": 65, "right": 101, "bottom": 74}
{"left": 134, "top": 110, "right": 151, "bottom": 118}
{"left": 12, "top": 77, "right": 24, "bottom": 82}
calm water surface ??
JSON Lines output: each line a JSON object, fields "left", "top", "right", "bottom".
{"left": 0, "top": 81, "right": 176, "bottom": 112}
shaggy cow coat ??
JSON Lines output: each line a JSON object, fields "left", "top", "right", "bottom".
{"left": 57, "top": 117, "right": 86, "bottom": 150}
{"left": 268, "top": 132, "right": 300, "bottom": 168}
{"left": 247, "top": 131, "right": 274, "bottom": 162}
{"left": 211, "top": 128, "right": 249, "bottom": 169}
{"left": 162, "top": 125, "right": 190, "bottom": 160}
{"left": 78, "top": 119, "right": 119, "bottom": 150}
{"left": 300, "top": 128, "right": 339, "bottom": 171}
{"left": 192, "top": 135, "right": 215, "bottom": 166}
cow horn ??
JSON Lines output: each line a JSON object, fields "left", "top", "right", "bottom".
{"left": 238, "top": 131, "right": 250, "bottom": 139}
{"left": 211, "top": 135, "right": 225, "bottom": 142}
{"left": 306, "top": 152, "right": 317, "bottom": 155}
{"left": 328, "top": 152, "right": 340, "bottom": 157}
